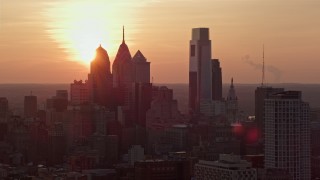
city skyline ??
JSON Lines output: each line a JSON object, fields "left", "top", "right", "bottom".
{"left": 1, "top": 0, "right": 320, "bottom": 84}
{"left": 0, "top": 1, "right": 319, "bottom": 178}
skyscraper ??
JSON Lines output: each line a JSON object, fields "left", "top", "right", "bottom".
{"left": 264, "top": 91, "right": 310, "bottom": 180}
{"left": 132, "top": 50, "right": 150, "bottom": 83}
{"left": 88, "top": 44, "right": 113, "bottom": 108}
{"left": 211, "top": 59, "right": 222, "bottom": 101}
{"left": 189, "top": 28, "right": 212, "bottom": 114}
{"left": 112, "top": 27, "right": 133, "bottom": 106}
{"left": 255, "top": 86, "right": 284, "bottom": 138}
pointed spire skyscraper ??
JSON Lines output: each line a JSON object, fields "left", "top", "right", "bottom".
{"left": 112, "top": 26, "right": 133, "bottom": 106}
{"left": 112, "top": 26, "right": 132, "bottom": 88}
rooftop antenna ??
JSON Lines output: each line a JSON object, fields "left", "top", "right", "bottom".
{"left": 261, "top": 44, "right": 265, "bottom": 87}
{"left": 122, "top": 25, "right": 125, "bottom": 43}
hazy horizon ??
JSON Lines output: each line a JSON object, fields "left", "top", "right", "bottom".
{"left": 2, "top": 83, "right": 320, "bottom": 117}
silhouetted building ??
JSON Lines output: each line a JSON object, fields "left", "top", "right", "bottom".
{"left": 189, "top": 28, "right": 212, "bottom": 114}
{"left": 165, "top": 125, "right": 188, "bottom": 151}
{"left": 46, "top": 90, "right": 68, "bottom": 112}
{"left": 134, "top": 159, "right": 192, "bottom": 180}
{"left": 0, "top": 97, "right": 8, "bottom": 119}
{"left": 28, "top": 120, "right": 48, "bottom": 164}
{"left": 112, "top": 27, "right": 133, "bottom": 107}
{"left": 199, "top": 123, "right": 241, "bottom": 160}
{"left": 146, "top": 86, "right": 184, "bottom": 130}
{"left": 130, "top": 83, "right": 152, "bottom": 127}
{"left": 56, "top": 90, "right": 68, "bottom": 99}
{"left": 120, "top": 127, "right": 136, "bottom": 154}
{"left": 88, "top": 45, "right": 113, "bottom": 108}
{"left": 70, "top": 80, "right": 90, "bottom": 105}
{"left": 264, "top": 91, "right": 310, "bottom": 180}
{"left": 7, "top": 117, "right": 30, "bottom": 161}
{"left": 211, "top": 59, "right": 222, "bottom": 101}
{"left": 94, "top": 106, "right": 114, "bottom": 135}
{"left": 310, "top": 107, "right": 320, "bottom": 122}
{"left": 106, "top": 135, "right": 119, "bottom": 165}
{"left": 226, "top": 78, "right": 238, "bottom": 123}
{"left": 48, "top": 122, "right": 66, "bottom": 165}
{"left": 255, "top": 86, "right": 284, "bottom": 138}
{"left": 311, "top": 122, "right": 320, "bottom": 156}
{"left": 312, "top": 156, "right": 320, "bottom": 179}
{"left": 199, "top": 100, "right": 226, "bottom": 118}
{"left": 62, "top": 105, "right": 95, "bottom": 148}
{"left": 24, "top": 95, "right": 37, "bottom": 118}
{"left": 0, "top": 98, "right": 9, "bottom": 141}
{"left": 129, "top": 50, "right": 152, "bottom": 130}
{"left": 132, "top": 50, "right": 150, "bottom": 83}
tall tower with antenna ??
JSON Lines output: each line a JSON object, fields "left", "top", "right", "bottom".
{"left": 261, "top": 44, "right": 265, "bottom": 87}
{"left": 255, "top": 44, "right": 285, "bottom": 141}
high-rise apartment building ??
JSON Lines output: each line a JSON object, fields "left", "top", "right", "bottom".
{"left": 264, "top": 91, "right": 310, "bottom": 180}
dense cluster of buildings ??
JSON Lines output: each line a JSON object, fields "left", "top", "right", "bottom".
{"left": 0, "top": 27, "right": 316, "bottom": 179}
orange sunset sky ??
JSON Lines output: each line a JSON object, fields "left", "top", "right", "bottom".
{"left": 0, "top": 0, "right": 319, "bottom": 84}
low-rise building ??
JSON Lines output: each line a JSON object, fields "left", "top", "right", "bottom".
{"left": 194, "top": 154, "right": 257, "bottom": 180}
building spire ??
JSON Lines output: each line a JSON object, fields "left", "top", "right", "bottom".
{"left": 122, "top": 26, "right": 125, "bottom": 43}
{"left": 261, "top": 44, "right": 265, "bottom": 86}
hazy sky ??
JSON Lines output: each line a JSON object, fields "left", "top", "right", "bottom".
{"left": 0, "top": 0, "right": 319, "bottom": 84}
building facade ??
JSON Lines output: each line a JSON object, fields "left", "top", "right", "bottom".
{"left": 194, "top": 154, "right": 257, "bottom": 180}
{"left": 264, "top": 91, "right": 310, "bottom": 180}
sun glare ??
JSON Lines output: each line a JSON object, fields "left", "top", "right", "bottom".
{"left": 44, "top": 1, "right": 136, "bottom": 65}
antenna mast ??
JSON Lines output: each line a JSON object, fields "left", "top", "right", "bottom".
{"left": 261, "top": 44, "right": 265, "bottom": 86}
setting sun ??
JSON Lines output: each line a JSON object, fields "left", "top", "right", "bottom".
{"left": 44, "top": 1, "right": 136, "bottom": 65}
